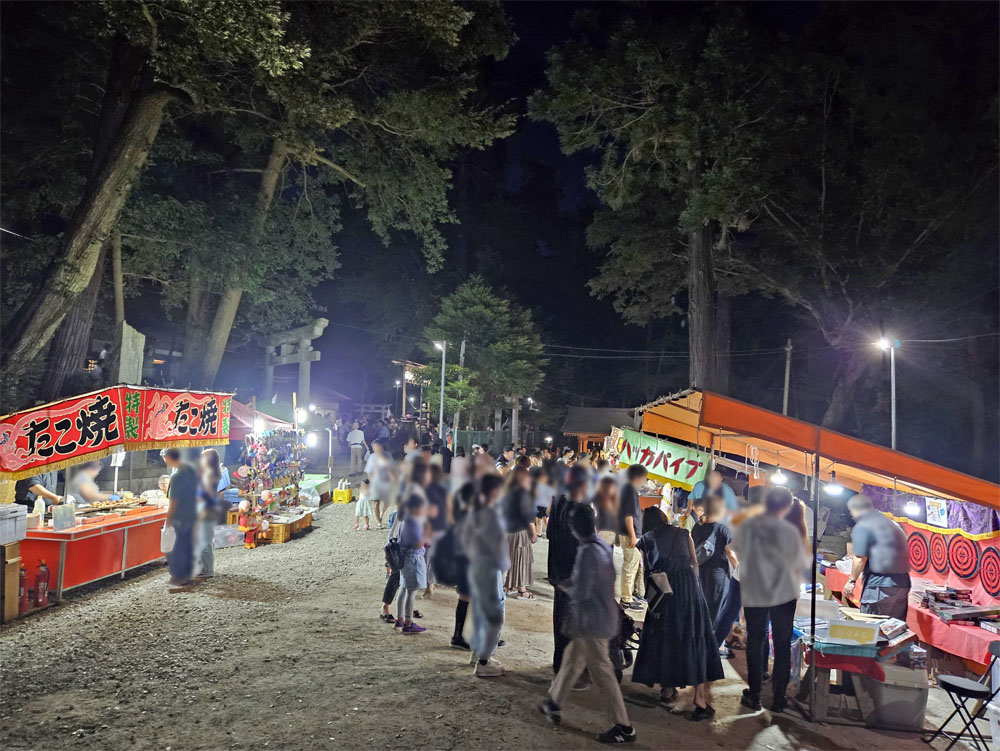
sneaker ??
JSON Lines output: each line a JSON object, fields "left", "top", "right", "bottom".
{"left": 474, "top": 659, "right": 504, "bottom": 678}
{"left": 450, "top": 636, "right": 471, "bottom": 651}
{"left": 719, "top": 646, "right": 735, "bottom": 659}
{"left": 620, "top": 599, "right": 643, "bottom": 611}
{"left": 597, "top": 724, "right": 636, "bottom": 744}
{"left": 353, "top": 524, "right": 360, "bottom": 531}
{"left": 770, "top": 698, "right": 787, "bottom": 714}
{"left": 686, "top": 705, "right": 715, "bottom": 722}
{"left": 740, "top": 689, "right": 762, "bottom": 711}
{"left": 394, "top": 619, "right": 404, "bottom": 628}
{"left": 632, "top": 595, "right": 647, "bottom": 604}
{"left": 364, "top": 524, "right": 370, "bottom": 531}
{"left": 496, "top": 639, "right": 506, "bottom": 648}
{"left": 402, "top": 623, "right": 426, "bottom": 634}
{"left": 537, "top": 698, "right": 561, "bottom": 725}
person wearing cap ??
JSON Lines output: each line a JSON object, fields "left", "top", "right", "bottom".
{"left": 844, "top": 493, "right": 910, "bottom": 619}
{"left": 495, "top": 445, "right": 515, "bottom": 474}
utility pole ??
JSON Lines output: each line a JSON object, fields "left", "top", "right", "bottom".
{"left": 889, "top": 344, "right": 897, "bottom": 450}
{"left": 436, "top": 341, "right": 447, "bottom": 440}
{"left": 452, "top": 338, "right": 465, "bottom": 433}
{"left": 782, "top": 338, "right": 793, "bottom": 416}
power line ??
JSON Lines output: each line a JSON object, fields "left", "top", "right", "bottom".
{"left": 904, "top": 332, "right": 999, "bottom": 344}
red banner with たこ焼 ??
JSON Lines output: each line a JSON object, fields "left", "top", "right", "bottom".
{"left": 0, "top": 386, "right": 233, "bottom": 480}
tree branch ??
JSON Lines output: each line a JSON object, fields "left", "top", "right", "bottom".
{"left": 307, "top": 152, "right": 366, "bottom": 187}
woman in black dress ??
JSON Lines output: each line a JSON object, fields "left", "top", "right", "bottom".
{"left": 632, "top": 507, "right": 724, "bottom": 721}
{"left": 690, "top": 493, "right": 737, "bottom": 623}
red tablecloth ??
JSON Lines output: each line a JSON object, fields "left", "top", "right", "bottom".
{"left": 907, "top": 605, "right": 997, "bottom": 667}
{"left": 823, "top": 565, "right": 996, "bottom": 667}
{"left": 823, "top": 566, "right": 861, "bottom": 606}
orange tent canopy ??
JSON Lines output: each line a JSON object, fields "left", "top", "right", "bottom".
{"left": 639, "top": 390, "right": 1000, "bottom": 510}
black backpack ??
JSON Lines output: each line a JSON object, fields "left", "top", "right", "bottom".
{"left": 384, "top": 538, "right": 405, "bottom": 572}
{"left": 429, "top": 527, "right": 467, "bottom": 587}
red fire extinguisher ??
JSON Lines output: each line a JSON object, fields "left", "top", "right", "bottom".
{"left": 34, "top": 560, "right": 50, "bottom": 608}
{"left": 18, "top": 564, "right": 29, "bottom": 615}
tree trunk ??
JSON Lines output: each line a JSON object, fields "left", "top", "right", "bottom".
{"left": 193, "top": 139, "right": 289, "bottom": 387}
{"left": 195, "top": 286, "right": 243, "bottom": 389}
{"left": 179, "top": 280, "right": 210, "bottom": 386}
{"left": 2, "top": 88, "right": 172, "bottom": 369}
{"left": 688, "top": 221, "right": 720, "bottom": 391}
{"left": 713, "top": 293, "right": 732, "bottom": 395}
{"left": 41, "top": 244, "right": 109, "bottom": 400}
{"left": 821, "top": 348, "right": 872, "bottom": 429}
{"left": 111, "top": 230, "right": 125, "bottom": 327}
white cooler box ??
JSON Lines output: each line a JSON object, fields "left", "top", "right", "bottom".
{"left": 0, "top": 504, "right": 27, "bottom": 545}
{"left": 858, "top": 663, "right": 929, "bottom": 731}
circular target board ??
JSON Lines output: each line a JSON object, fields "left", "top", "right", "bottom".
{"left": 907, "top": 532, "right": 929, "bottom": 574}
{"left": 980, "top": 547, "right": 1000, "bottom": 598}
{"left": 930, "top": 533, "right": 949, "bottom": 574}
{"left": 947, "top": 535, "right": 980, "bottom": 579}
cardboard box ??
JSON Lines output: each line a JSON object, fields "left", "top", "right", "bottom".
{"left": 1, "top": 541, "right": 19, "bottom": 564}
{"left": 1, "top": 556, "right": 21, "bottom": 623}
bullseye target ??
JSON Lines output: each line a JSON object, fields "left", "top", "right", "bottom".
{"left": 947, "top": 536, "right": 980, "bottom": 579}
{"left": 907, "top": 532, "right": 929, "bottom": 574}
{"left": 980, "top": 548, "right": 1000, "bottom": 598}
{"left": 930, "top": 534, "right": 949, "bottom": 574}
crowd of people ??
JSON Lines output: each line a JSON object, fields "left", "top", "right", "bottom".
{"left": 357, "top": 440, "right": 827, "bottom": 744}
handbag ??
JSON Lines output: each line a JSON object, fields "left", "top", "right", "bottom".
{"left": 644, "top": 528, "right": 681, "bottom": 611}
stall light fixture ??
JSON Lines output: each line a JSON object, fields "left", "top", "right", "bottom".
{"left": 824, "top": 470, "right": 844, "bottom": 496}
{"left": 771, "top": 468, "right": 788, "bottom": 486}
{"left": 308, "top": 403, "right": 316, "bottom": 412}
{"left": 253, "top": 417, "right": 264, "bottom": 435}
{"left": 544, "top": 436, "right": 553, "bottom": 444}
{"left": 296, "top": 408, "right": 308, "bottom": 423}
{"left": 306, "top": 432, "right": 318, "bottom": 447}
{"left": 904, "top": 499, "right": 922, "bottom": 516}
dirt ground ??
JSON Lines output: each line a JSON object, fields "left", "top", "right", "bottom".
{"left": 0, "top": 503, "right": 955, "bottom": 751}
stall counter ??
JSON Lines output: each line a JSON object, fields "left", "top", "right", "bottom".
{"left": 21, "top": 506, "right": 166, "bottom": 599}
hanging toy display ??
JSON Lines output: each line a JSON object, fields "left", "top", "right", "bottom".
{"left": 237, "top": 422, "right": 308, "bottom": 548}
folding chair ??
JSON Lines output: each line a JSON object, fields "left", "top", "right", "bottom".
{"left": 924, "top": 640, "right": 998, "bottom": 751}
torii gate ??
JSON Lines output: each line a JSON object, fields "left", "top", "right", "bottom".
{"left": 261, "top": 318, "right": 328, "bottom": 406}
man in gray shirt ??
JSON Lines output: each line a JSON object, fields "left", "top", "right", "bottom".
{"left": 844, "top": 494, "right": 910, "bottom": 620}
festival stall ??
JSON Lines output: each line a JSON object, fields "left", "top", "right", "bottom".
{"left": 635, "top": 389, "right": 1000, "bottom": 724}
{"left": 227, "top": 400, "right": 314, "bottom": 547}
{"left": 606, "top": 426, "right": 709, "bottom": 515}
{"left": 0, "top": 386, "right": 233, "bottom": 603}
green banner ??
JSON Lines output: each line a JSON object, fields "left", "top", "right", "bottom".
{"left": 611, "top": 428, "right": 709, "bottom": 490}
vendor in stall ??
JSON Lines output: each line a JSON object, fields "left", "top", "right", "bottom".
{"left": 689, "top": 469, "right": 738, "bottom": 511}
{"left": 14, "top": 471, "right": 61, "bottom": 508}
{"left": 67, "top": 460, "right": 119, "bottom": 506}
{"left": 844, "top": 493, "right": 910, "bottom": 620}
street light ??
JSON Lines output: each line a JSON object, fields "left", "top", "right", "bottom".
{"left": 306, "top": 432, "right": 318, "bottom": 447}
{"left": 434, "top": 340, "right": 446, "bottom": 440}
{"left": 872, "top": 336, "right": 899, "bottom": 450}
{"left": 296, "top": 408, "right": 308, "bottom": 424}
{"left": 394, "top": 380, "right": 401, "bottom": 417}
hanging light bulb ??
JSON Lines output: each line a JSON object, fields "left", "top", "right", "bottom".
{"left": 772, "top": 467, "right": 788, "bottom": 486}
{"left": 306, "top": 432, "right": 318, "bottom": 448}
{"left": 904, "top": 499, "right": 921, "bottom": 517}
{"left": 825, "top": 470, "right": 844, "bottom": 496}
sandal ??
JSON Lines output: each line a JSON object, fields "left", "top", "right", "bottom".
{"left": 379, "top": 613, "right": 395, "bottom": 623}
{"left": 517, "top": 591, "right": 536, "bottom": 600}
{"left": 413, "top": 610, "right": 424, "bottom": 619}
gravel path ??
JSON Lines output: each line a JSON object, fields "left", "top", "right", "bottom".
{"left": 1, "top": 505, "right": 945, "bottom": 750}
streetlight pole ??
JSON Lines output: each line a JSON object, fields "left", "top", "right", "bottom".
{"left": 435, "top": 341, "right": 447, "bottom": 440}
{"left": 873, "top": 337, "right": 899, "bottom": 450}
{"left": 394, "top": 380, "right": 401, "bottom": 418}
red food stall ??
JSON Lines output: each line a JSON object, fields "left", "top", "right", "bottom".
{"left": 1, "top": 386, "right": 233, "bottom": 602}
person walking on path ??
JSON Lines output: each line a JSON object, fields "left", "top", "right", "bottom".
{"left": 547, "top": 465, "right": 590, "bottom": 674}
{"left": 538, "top": 503, "right": 636, "bottom": 744}
{"left": 194, "top": 449, "right": 223, "bottom": 580}
{"left": 713, "top": 492, "right": 764, "bottom": 657}
{"left": 504, "top": 467, "right": 537, "bottom": 598}
{"left": 354, "top": 479, "right": 375, "bottom": 531}
{"left": 365, "top": 439, "right": 397, "bottom": 528}
{"left": 732, "top": 487, "right": 806, "bottom": 713}
{"left": 347, "top": 421, "right": 368, "bottom": 475}
{"left": 690, "top": 494, "right": 737, "bottom": 624}
{"left": 458, "top": 474, "right": 509, "bottom": 677}
{"left": 162, "top": 449, "right": 199, "bottom": 590}
{"left": 618, "top": 464, "right": 648, "bottom": 611}
{"left": 632, "top": 507, "right": 723, "bottom": 720}
{"left": 844, "top": 493, "right": 911, "bottom": 620}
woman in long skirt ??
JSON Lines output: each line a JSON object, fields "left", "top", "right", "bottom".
{"left": 632, "top": 508, "right": 724, "bottom": 721}
{"left": 503, "top": 468, "right": 537, "bottom": 598}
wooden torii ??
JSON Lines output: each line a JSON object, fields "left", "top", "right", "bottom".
{"left": 260, "top": 318, "right": 328, "bottom": 406}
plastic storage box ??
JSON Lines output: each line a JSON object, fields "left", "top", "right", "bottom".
{"left": 0, "top": 504, "right": 27, "bottom": 544}
{"left": 858, "top": 664, "right": 929, "bottom": 730}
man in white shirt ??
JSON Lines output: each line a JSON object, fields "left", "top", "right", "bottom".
{"left": 732, "top": 486, "right": 805, "bottom": 713}
{"left": 346, "top": 421, "right": 368, "bottom": 475}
